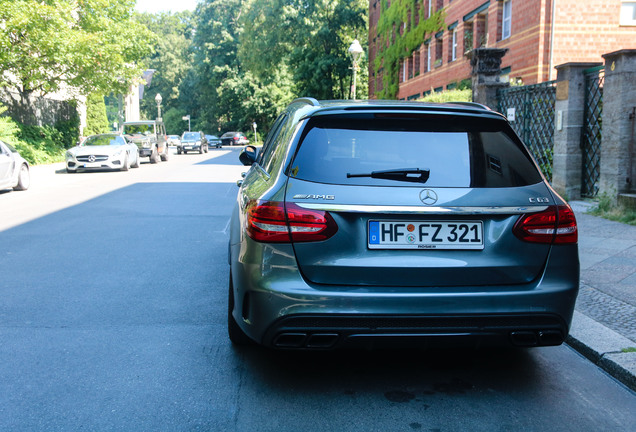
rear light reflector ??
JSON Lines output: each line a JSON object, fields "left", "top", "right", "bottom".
{"left": 245, "top": 200, "right": 338, "bottom": 243}
{"left": 513, "top": 205, "right": 578, "bottom": 244}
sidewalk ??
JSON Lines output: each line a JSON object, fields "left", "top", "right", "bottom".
{"left": 568, "top": 201, "right": 636, "bottom": 392}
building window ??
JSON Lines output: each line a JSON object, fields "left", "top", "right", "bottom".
{"left": 414, "top": 2, "right": 420, "bottom": 26}
{"left": 426, "top": 43, "right": 432, "bottom": 72}
{"left": 502, "top": 0, "right": 512, "bottom": 39}
{"left": 399, "top": 59, "right": 405, "bottom": 83}
{"left": 435, "top": 36, "right": 443, "bottom": 67}
{"left": 413, "top": 48, "right": 421, "bottom": 77}
{"left": 407, "top": 93, "right": 421, "bottom": 101}
{"left": 427, "top": 0, "right": 432, "bottom": 18}
{"left": 464, "top": 22, "right": 473, "bottom": 53}
{"left": 621, "top": 2, "right": 636, "bottom": 25}
{"left": 500, "top": 66, "right": 511, "bottom": 83}
{"left": 451, "top": 28, "right": 458, "bottom": 61}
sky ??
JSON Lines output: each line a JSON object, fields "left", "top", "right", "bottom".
{"left": 135, "top": 0, "right": 199, "bottom": 14}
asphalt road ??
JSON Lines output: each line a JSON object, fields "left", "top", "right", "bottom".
{"left": 0, "top": 148, "right": 635, "bottom": 431}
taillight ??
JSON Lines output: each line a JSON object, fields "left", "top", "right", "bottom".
{"left": 245, "top": 200, "right": 338, "bottom": 243}
{"left": 513, "top": 205, "right": 578, "bottom": 244}
{"left": 233, "top": 136, "right": 239, "bottom": 141}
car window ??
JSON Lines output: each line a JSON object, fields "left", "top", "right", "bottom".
{"left": 257, "top": 114, "right": 287, "bottom": 167}
{"left": 261, "top": 116, "right": 296, "bottom": 175}
{"left": 290, "top": 115, "right": 542, "bottom": 187}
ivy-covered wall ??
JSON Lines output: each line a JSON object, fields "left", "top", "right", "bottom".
{"left": 373, "top": 0, "right": 445, "bottom": 99}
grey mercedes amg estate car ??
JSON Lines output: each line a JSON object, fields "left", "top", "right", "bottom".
{"left": 228, "top": 98, "right": 579, "bottom": 350}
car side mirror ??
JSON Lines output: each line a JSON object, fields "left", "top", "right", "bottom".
{"left": 239, "top": 145, "right": 258, "bottom": 166}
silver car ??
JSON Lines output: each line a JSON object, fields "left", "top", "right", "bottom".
{"left": 0, "top": 140, "right": 30, "bottom": 191}
{"left": 228, "top": 99, "right": 579, "bottom": 350}
{"left": 66, "top": 133, "right": 140, "bottom": 173}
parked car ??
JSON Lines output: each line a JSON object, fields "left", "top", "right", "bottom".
{"left": 122, "top": 120, "right": 169, "bottom": 163}
{"left": 228, "top": 98, "right": 579, "bottom": 350}
{"left": 66, "top": 133, "right": 140, "bottom": 173}
{"left": 206, "top": 134, "right": 221, "bottom": 149}
{"left": 0, "top": 140, "right": 30, "bottom": 191}
{"left": 178, "top": 131, "right": 208, "bottom": 154}
{"left": 167, "top": 135, "right": 181, "bottom": 146}
{"left": 220, "top": 131, "right": 248, "bottom": 146}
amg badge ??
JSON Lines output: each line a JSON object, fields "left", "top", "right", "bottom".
{"left": 293, "top": 194, "right": 335, "bottom": 200}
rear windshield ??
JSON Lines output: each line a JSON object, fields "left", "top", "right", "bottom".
{"left": 123, "top": 123, "right": 154, "bottom": 135}
{"left": 182, "top": 132, "right": 199, "bottom": 140}
{"left": 289, "top": 115, "right": 542, "bottom": 187}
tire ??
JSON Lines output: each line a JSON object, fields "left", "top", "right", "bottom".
{"left": 160, "top": 145, "right": 169, "bottom": 161}
{"left": 228, "top": 274, "right": 254, "bottom": 346}
{"left": 183, "top": 150, "right": 187, "bottom": 154}
{"left": 120, "top": 154, "right": 129, "bottom": 171}
{"left": 13, "top": 164, "right": 30, "bottom": 190}
{"left": 177, "top": 148, "right": 182, "bottom": 155}
{"left": 131, "top": 152, "right": 140, "bottom": 168}
{"left": 149, "top": 147, "right": 159, "bottom": 164}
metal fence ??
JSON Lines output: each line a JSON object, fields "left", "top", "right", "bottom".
{"left": 498, "top": 81, "right": 557, "bottom": 181}
{"left": 581, "top": 66, "right": 605, "bottom": 197}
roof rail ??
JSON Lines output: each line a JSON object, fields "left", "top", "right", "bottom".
{"left": 450, "top": 102, "right": 492, "bottom": 111}
{"left": 291, "top": 97, "right": 320, "bottom": 107}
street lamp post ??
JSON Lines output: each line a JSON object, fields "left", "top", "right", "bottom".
{"left": 155, "top": 93, "right": 163, "bottom": 120}
{"left": 252, "top": 122, "right": 257, "bottom": 145}
{"left": 348, "top": 39, "right": 364, "bottom": 100}
{"left": 182, "top": 115, "right": 191, "bottom": 132}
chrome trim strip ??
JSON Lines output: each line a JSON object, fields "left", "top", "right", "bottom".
{"left": 294, "top": 203, "right": 550, "bottom": 215}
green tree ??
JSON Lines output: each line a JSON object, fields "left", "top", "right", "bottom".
{"left": 84, "top": 93, "right": 109, "bottom": 135}
{"left": 135, "top": 11, "right": 194, "bottom": 121}
{"left": 0, "top": 0, "right": 155, "bottom": 114}
{"left": 240, "top": 0, "right": 368, "bottom": 100}
{"left": 190, "top": 0, "right": 243, "bottom": 132}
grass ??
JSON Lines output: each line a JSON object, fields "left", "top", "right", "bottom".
{"left": 621, "top": 347, "right": 636, "bottom": 353}
{"left": 587, "top": 194, "right": 636, "bottom": 226}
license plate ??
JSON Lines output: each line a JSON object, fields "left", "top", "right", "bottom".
{"left": 83, "top": 162, "right": 102, "bottom": 168}
{"left": 368, "top": 220, "right": 484, "bottom": 250}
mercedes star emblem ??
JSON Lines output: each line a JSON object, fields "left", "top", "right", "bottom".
{"left": 88, "top": 155, "right": 96, "bottom": 163}
{"left": 419, "top": 189, "right": 438, "bottom": 205}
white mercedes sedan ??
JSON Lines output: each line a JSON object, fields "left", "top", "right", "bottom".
{"left": 66, "top": 134, "right": 140, "bottom": 173}
{"left": 0, "top": 140, "right": 30, "bottom": 191}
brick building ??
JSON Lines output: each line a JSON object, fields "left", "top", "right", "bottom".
{"left": 368, "top": 0, "right": 636, "bottom": 100}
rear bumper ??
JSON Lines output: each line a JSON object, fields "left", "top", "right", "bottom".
{"left": 263, "top": 314, "right": 568, "bottom": 349}
{"left": 178, "top": 144, "right": 201, "bottom": 151}
{"left": 230, "top": 242, "right": 579, "bottom": 350}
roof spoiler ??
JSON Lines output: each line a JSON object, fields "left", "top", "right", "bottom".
{"left": 291, "top": 97, "right": 320, "bottom": 107}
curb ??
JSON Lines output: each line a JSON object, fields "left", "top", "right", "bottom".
{"left": 567, "top": 311, "right": 636, "bottom": 392}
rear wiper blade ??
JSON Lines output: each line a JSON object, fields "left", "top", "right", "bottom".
{"left": 347, "top": 168, "right": 430, "bottom": 184}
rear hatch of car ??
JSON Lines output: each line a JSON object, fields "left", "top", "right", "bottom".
{"left": 281, "top": 113, "right": 570, "bottom": 287}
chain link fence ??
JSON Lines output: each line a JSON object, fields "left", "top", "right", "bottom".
{"left": 581, "top": 66, "right": 605, "bottom": 198}
{"left": 498, "top": 81, "right": 557, "bottom": 181}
